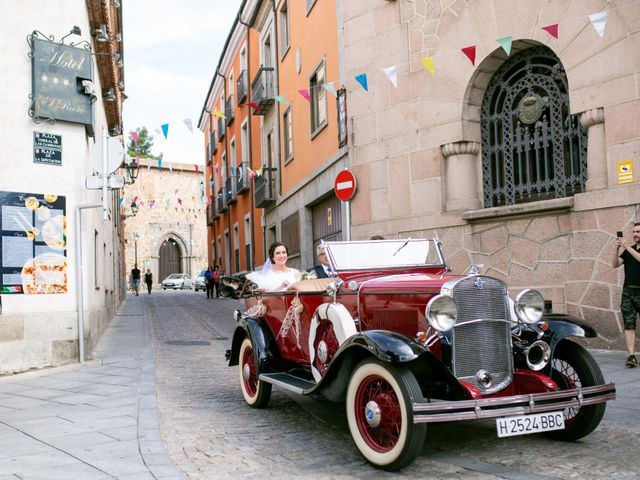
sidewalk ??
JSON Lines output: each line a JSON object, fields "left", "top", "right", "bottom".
{"left": 0, "top": 295, "right": 183, "bottom": 480}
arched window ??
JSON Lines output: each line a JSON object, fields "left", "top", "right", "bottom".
{"left": 481, "top": 46, "right": 587, "bottom": 208}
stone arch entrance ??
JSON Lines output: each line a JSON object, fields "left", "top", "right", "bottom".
{"left": 159, "top": 238, "right": 182, "bottom": 282}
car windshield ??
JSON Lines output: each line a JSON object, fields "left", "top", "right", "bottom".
{"left": 198, "top": 270, "right": 207, "bottom": 277}
{"left": 167, "top": 274, "right": 182, "bottom": 279}
{"left": 324, "top": 239, "right": 444, "bottom": 271}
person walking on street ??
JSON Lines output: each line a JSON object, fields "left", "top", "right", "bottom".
{"left": 213, "top": 265, "right": 221, "bottom": 298}
{"left": 204, "top": 266, "right": 214, "bottom": 299}
{"left": 612, "top": 223, "right": 640, "bottom": 368}
{"left": 131, "top": 264, "right": 141, "bottom": 296}
{"left": 144, "top": 269, "right": 153, "bottom": 294}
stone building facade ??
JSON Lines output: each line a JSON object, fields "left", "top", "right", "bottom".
{"left": 343, "top": 0, "right": 640, "bottom": 349}
{"left": 122, "top": 160, "right": 207, "bottom": 287}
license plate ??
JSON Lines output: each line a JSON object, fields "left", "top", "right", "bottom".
{"left": 496, "top": 411, "right": 565, "bottom": 438}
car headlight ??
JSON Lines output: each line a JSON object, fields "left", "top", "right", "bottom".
{"left": 514, "top": 289, "right": 544, "bottom": 324}
{"left": 425, "top": 294, "right": 457, "bottom": 332}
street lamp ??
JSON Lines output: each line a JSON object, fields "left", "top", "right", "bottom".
{"left": 134, "top": 232, "right": 140, "bottom": 266}
{"left": 121, "top": 200, "right": 138, "bottom": 219}
{"left": 123, "top": 157, "right": 140, "bottom": 184}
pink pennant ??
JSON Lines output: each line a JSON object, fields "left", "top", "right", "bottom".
{"left": 135, "top": 155, "right": 140, "bottom": 165}
{"left": 298, "top": 88, "right": 311, "bottom": 102}
{"left": 131, "top": 131, "right": 138, "bottom": 145}
{"left": 542, "top": 24, "right": 559, "bottom": 39}
{"left": 248, "top": 102, "right": 259, "bottom": 110}
{"left": 194, "top": 164, "right": 199, "bottom": 173}
{"left": 461, "top": 45, "right": 476, "bottom": 65}
{"left": 175, "top": 189, "right": 179, "bottom": 194}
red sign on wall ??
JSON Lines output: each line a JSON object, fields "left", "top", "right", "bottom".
{"left": 334, "top": 169, "right": 357, "bottom": 201}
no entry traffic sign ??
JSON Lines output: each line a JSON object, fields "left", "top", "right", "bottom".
{"left": 334, "top": 169, "right": 357, "bottom": 201}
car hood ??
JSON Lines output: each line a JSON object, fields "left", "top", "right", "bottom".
{"left": 341, "top": 272, "right": 465, "bottom": 294}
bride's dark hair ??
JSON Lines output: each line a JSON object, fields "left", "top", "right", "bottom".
{"left": 268, "top": 242, "right": 288, "bottom": 262}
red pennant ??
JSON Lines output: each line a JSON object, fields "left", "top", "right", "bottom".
{"left": 542, "top": 24, "right": 559, "bottom": 39}
{"left": 297, "top": 88, "right": 311, "bottom": 102}
{"left": 461, "top": 45, "right": 476, "bottom": 65}
{"left": 194, "top": 164, "right": 199, "bottom": 173}
{"left": 248, "top": 102, "right": 259, "bottom": 110}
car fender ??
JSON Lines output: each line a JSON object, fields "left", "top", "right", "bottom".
{"left": 228, "top": 317, "right": 281, "bottom": 374}
{"left": 315, "top": 330, "right": 470, "bottom": 402}
{"left": 543, "top": 314, "right": 597, "bottom": 353}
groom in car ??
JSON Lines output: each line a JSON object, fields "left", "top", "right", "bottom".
{"left": 308, "top": 244, "right": 332, "bottom": 278}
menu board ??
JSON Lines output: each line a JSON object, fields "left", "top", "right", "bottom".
{"left": 0, "top": 191, "right": 67, "bottom": 294}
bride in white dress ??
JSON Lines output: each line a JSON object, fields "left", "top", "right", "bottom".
{"left": 248, "top": 242, "right": 300, "bottom": 291}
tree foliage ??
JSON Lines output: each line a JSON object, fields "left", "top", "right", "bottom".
{"left": 126, "top": 127, "right": 159, "bottom": 160}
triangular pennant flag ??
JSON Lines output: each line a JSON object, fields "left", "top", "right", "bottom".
{"left": 135, "top": 155, "right": 140, "bottom": 165}
{"left": 119, "top": 197, "right": 124, "bottom": 205}
{"left": 323, "top": 83, "right": 337, "bottom": 96}
{"left": 248, "top": 102, "right": 260, "bottom": 110}
{"left": 130, "top": 131, "right": 138, "bottom": 145}
{"left": 247, "top": 168, "right": 254, "bottom": 180}
{"left": 194, "top": 164, "right": 199, "bottom": 173}
{"left": 497, "top": 36, "right": 512, "bottom": 56}
{"left": 168, "top": 161, "right": 172, "bottom": 172}
{"left": 461, "top": 46, "right": 476, "bottom": 65}
{"left": 209, "top": 179, "right": 214, "bottom": 191}
{"left": 419, "top": 57, "right": 435, "bottom": 76}
{"left": 383, "top": 66, "right": 397, "bottom": 88}
{"left": 589, "top": 11, "right": 608, "bottom": 37}
{"left": 274, "top": 95, "right": 290, "bottom": 105}
{"left": 542, "top": 24, "right": 559, "bottom": 39}
{"left": 212, "top": 111, "right": 226, "bottom": 119}
{"left": 183, "top": 118, "right": 193, "bottom": 133}
{"left": 161, "top": 123, "right": 169, "bottom": 139}
{"left": 355, "top": 73, "right": 368, "bottom": 91}
{"left": 175, "top": 189, "right": 179, "bottom": 194}
{"left": 298, "top": 88, "right": 311, "bottom": 102}
{"left": 231, "top": 166, "right": 235, "bottom": 176}
{"left": 147, "top": 160, "right": 151, "bottom": 170}
{"left": 158, "top": 158, "right": 162, "bottom": 169}
{"left": 154, "top": 127, "right": 162, "bottom": 137}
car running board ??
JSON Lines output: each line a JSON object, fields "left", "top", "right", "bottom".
{"left": 259, "top": 372, "right": 315, "bottom": 394}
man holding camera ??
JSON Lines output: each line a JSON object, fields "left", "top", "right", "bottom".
{"left": 612, "top": 224, "right": 640, "bottom": 367}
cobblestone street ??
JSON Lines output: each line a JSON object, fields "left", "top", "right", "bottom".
{"left": 145, "top": 290, "right": 640, "bottom": 480}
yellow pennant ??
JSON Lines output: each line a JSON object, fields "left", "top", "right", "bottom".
{"left": 420, "top": 57, "right": 435, "bottom": 76}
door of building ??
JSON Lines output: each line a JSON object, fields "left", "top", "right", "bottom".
{"left": 159, "top": 238, "right": 181, "bottom": 282}
{"left": 311, "top": 195, "right": 342, "bottom": 263}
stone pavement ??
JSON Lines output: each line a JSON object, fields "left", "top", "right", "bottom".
{"left": 0, "top": 294, "right": 182, "bottom": 480}
{"left": 1, "top": 292, "right": 639, "bottom": 479}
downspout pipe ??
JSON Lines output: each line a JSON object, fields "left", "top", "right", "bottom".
{"left": 75, "top": 203, "right": 102, "bottom": 363}
{"left": 238, "top": 14, "right": 256, "bottom": 270}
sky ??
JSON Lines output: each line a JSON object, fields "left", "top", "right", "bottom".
{"left": 122, "top": 0, "right": 242, "bottom": 165}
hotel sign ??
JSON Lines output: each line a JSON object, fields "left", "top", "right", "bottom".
{"left": 31, "top": 39, "right": 93, "bottom": 127}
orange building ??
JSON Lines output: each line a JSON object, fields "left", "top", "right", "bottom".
{"left": 199, "top": 0, "right": 348, "bottom": 273}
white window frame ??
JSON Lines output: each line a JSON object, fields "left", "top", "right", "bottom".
{"left": 309, "top": 59, "right": 328, "bottom": 138}
{"left": 283, "top": 106, "right": 294, "bottom": 163}
{"left": 279, "top": 0, "right": 290, "bottom": 59}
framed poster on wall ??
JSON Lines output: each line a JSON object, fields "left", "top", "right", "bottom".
{"left": 0, "top": 191, "right": 67, "bottom": 294}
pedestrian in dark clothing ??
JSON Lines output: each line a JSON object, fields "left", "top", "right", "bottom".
{"left": 612, "top": 223, "right": 640, "bottom": 368}
{"left": 131, "top": 265, "right": 141, "bottom": 296}
{"left": 204, "top": 266, "right": 214, "bottom": 299}
{"left": 213, "top": 266, "right": 221, "bottom": 298}
{"left": 144, "top": 269, "right": 153, "bottom": 294}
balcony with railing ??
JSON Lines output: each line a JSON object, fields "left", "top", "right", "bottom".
{"left": 225, "top": 95, "right": 235, "bottom": 126}
{"left": 251, "top": 66, "right": 275, "bottom": 115}
{"left": 217, "top": 187, "right": 227, "bottom": 213}
{"left": 225, "top": 175, "right": 237, "bottom": 205}
{"left": 236, "top": 162, "right": 250, "bottom": 194}
{"left": 237, "top": 70, "right": 247, "bottom": 104}
{"left": 218, "top": 117, "right": 225, "bottom": 140}
{"left": 254, "top": 167, "right": 276, "bottom": 208}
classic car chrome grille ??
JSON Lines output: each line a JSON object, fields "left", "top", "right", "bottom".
{"left": 451, "top": 276, "right": 513, "bottom": 395}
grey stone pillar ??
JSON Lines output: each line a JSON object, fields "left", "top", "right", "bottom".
{"left": 441, "top": 141, "right": 481, "bottom": 211}
{"left": 579, "top": 108, "right": 607, "bottom": 191}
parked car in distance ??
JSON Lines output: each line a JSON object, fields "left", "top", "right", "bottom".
{"left": 223, "top": 239, "right": 616, "bottom": 471}
{"left": 161, "top": 273, "right": 193, "bottom": 290}
{"left": 195, "top": 269, "right": 208, "bottom": 291}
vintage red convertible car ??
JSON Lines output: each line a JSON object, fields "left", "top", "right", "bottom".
{"left": 224, "top": 239, "right": 616, "bottom": 470}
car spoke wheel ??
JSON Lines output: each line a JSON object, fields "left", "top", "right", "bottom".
{"left": 313, "top": 320, "right": 339, "bottom": 378}
{"left": 238, "top": 337, "right": 271, "bottom": 408}
{"left": 346, "top": 359, "right": 426, "bottom": 470}
{"left": 546, "top": 340, "right": 606, "bottom": 440}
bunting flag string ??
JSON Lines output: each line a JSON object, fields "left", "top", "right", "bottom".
{"left": 497, "top": 36, "right": 512, "bottom": 56}
{"left": 419, "top": 57, "right": 435, "bottom": 76}
{"left": 248, "top": 102, "right": 260, "bottom": 110}
{"left": 161, "top": 123, "right": 169, "bottom": 139}
{"left": 589, "top": 10, "right": 608, "bottom": 37}
{"left": 183, "top": 118, "right": 193, "bottom": 133}
{"left": 274, "top": 95, "right": 290, "bottom": 105}
{"left": 383, "top": 66, "right": 397, "bottom": 88}
{"left": 355, "top": 73, "right": 368, "bottom": 91}
{"left": 323, "top": 83, "right": 337, "bottom": 96}
{"left": 542, "top": 24, "right": 559, "bottom": 39}
{"left": 461, "top": 45, "right": 476, "bottom": 65}
{"left": 297, "top": 88, "right": 311, "bottom": 102}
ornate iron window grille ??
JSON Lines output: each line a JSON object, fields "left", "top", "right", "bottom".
{"left": 480, "top": 46, "right": 588, "bottom": 208}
